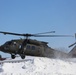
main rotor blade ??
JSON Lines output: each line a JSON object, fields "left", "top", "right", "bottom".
{"left": 0, "top": 31, "right": 25, "bottom": 36}
{"left": 33, "top": 35, "right": 74, "bottom": 37}
{"left": 34, "top": 31, "right": 55, "bottom": 35}
{"left": 0, "top": 31, "right": 34, "bottom": 37}
{"left": 0, "top": 31, "right": 74, "bottom": 37}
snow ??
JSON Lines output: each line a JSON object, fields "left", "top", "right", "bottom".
{"left": 0, "top": 56, "right": 76, "bottom": 75}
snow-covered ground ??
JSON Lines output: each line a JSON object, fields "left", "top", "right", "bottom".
{"left": 0, "top": 56, "right": 76, "bottom": 75}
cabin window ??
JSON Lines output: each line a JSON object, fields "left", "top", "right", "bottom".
{"left": 27, "top": 45, "right": 30, "bottom": 49}
{"left": 19, "top": 44, "right": 22, "bottom": 49}
{"left": 31, "top": 46, "right": 35, "bottom": 50}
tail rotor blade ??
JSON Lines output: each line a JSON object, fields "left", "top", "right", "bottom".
{"left": 75, "top": 33, "right": 76, "bottom": 40}
{"left": 68, "top": 33, "right": 76, "bottom": 48}
{"left": 69, "top": 42, "right": 76, "bottom": 48}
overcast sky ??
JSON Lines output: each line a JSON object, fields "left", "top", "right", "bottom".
{"left": 0, "top": 0, "right": 76, "bottom": 56}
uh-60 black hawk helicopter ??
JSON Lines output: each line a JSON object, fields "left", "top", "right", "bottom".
{"left": 0, "top": 31, "right": 74, "bottom": 59}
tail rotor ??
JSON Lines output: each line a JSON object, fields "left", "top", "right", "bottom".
{"left": 69, "top": 33, "right": 76, "bottom": 48}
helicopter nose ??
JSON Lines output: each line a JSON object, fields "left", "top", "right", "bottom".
{"left": 0, "top": 46, "right": 4, "bottom": 51}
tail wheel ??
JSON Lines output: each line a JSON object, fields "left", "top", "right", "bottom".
{"left": 11, "top": 54, "right": 15, "bottom": 59}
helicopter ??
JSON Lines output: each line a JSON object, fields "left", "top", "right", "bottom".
{"left": 0, "top": 31, "right": 74, "bottom": 59}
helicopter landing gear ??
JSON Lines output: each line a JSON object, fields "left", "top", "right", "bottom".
{"left": 19, "top": 48, "right": 26, "bottom": 59}
{"left": 11, "top": 54, "right": 15, "bottom": 59}
{"left": 20, "top": 54, "right": 25, "bottom": 59}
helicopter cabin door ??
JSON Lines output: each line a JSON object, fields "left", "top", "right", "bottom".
{"left": 24, "top": 44, "right": 42, "bottom": 56}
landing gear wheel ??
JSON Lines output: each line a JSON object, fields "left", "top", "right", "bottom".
{"left": 11, "top": 54, "right": 15, "bottom": 59}
{"left": 21, "top": 54, "right": 25, "bottom": 59}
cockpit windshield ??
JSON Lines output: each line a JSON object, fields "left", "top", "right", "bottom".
{"left": 4, "top": 41, "right": 12, "bottom": 45}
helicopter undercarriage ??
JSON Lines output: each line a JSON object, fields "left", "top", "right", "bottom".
{"left": 11, "top": 49, "right": 26, "bottom": 59}
{"left": 11, "top": 52, "right": 26, "bottom": 59}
